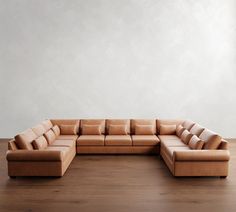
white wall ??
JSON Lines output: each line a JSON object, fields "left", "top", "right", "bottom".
{"left": 0, "top": 0, "right": 236, "bottom": 138}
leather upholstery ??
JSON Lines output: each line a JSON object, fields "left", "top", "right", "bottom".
{"left": 81, "top": 124, "right": 102, "bottom": 135}
{"left": 188, "top": 135, "right": 204, "bottom": 150}
{"left": 57, "top": 135, "right": 78, "bottom": 140}
{"left": 182, "top": 120, "right": 195, "bottom": 130}
{"left": 199, "top": 129, "right": 222, "bottom": 150}
{"left": 52, "top": 125, "right": 60, "bottom": 137}
{"left": 51, "top": 119, "right": 80, "bottom": 134}
{"left": 159, "top": 124, "right": 176, "bottom": 135}
{"left": 176, "top": 125, "right": 186, "bottom": 137}
{"left": 77, "top": 135, "right": 105, "bottom": 146}
{"left": 32, "top": 124, "right": 47, "bottom": 137}
{"left": 80, "top": 119, "right": 105, "bottom": 134}
{"left": 132, "top": 135, "right": 160, "bottom": 146}
{"left": 41, "top": 120, "right": 53, "bottom": 131}
{"left": 32, "top": 136, "right": 48, "bottom": 150}
{"left": 51, "top": 139, "right": 75, "bottom": 148}
{"left": 135, "top": 125, "right": 155, "bottom": 135}
{"left": 44, "top": 130, "right": 56, "bottom": 145}
{"left": 15, "top": 128, "right": 37, "bottom": 150}
{"left": 156, "top": 119, "right": 183, "bottom": 134}
{"left": 190, "top": 123, "right": 205, "bottom": 136}
{"left": 108, "top": 125, "right": 128, "bottom": 135}
{"left": 131, "top": 119, "right": 156, "bottom": 134}
{"left": 106, "top": 119, "right": 130, "bottom": 134}
{"left": 105, "top": 135, "right": 132, "bottom": 146}
{"left": 60, "top": 125, "right": 77, "bottom": 135}
{"left": 180, "top": 130, "right": 193, "bottom": 144}
{"left": 174, "top": 150, "right": 230, "bottom": 161}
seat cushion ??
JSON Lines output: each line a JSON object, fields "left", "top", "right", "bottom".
{"left": 32, "top": 124, "right": 47, "bottom": 137}
{"left": 190, "top": 124, "right": 205, "bottom": 137}
{"left": 159, "top": 124, "right": 176, "bottom": 135}
{"left": 158, "top": 135, "right": 179, "bottom": 140}
{"left": 51, "top": 139, "right": 75, "bottom": 148}
{"left": 57, "top": 135, "right": 78, "bottom": 141}
{"left": 166, "top": 146, "right": 191, "bottom": 159}
{"left": 77, "top": 135, "right": 105, "bottom": 146}
{"left": 32, "top": 136, "right": 48, "bottom": 150}
{"left": 15, "top": 129, "right": 37, "bottom": 150}
{"left": 199, "top": 129, "right": 222, "bottom": 150}
{"left": 132, "top": 135, "right": 160, "bottom": 146}
{"left": 160, "top": 137, "right": 186, "bottom": 147}
{"left": 105, "top": 135, "right": 132, "bottom": 146}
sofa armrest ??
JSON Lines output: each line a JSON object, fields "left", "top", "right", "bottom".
{"left": 173, "top": 150, "right": 230, "bottom": 162}
{"left": 6, "top": 150, "right": 63, "bottom": 162}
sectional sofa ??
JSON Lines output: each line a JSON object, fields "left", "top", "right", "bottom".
{"left": 6, "top": 119, "right": 230, "bottom": 177}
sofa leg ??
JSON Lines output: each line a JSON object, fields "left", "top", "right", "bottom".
{"left": 220, "top": 176, "right": 227, "bottom": 179}
{"left": 9, "top": 176, "right": 16, "bottom": 179}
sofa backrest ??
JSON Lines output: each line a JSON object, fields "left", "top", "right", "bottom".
{"left": 131, "top": 119, "right": 156, "bottom": 135}
{"left": 106, "top": 119, "right": 130, "bottom": 134}
{"left": 80, "top": 119, "right": 105, "bottom": 134}
{"left": 156, "top": 119, "right": 184, "bottom": 134}
{"left": 51, "top": 119, "right": 80, "bottom": 134}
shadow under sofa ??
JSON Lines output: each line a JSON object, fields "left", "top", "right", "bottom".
{"left": 6, "top": 119, "right": 230, "bottom": 177}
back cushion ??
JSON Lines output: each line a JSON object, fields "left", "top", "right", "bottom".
{"left": 156, "top": 119, "right": 184, "bottom": 134}
{"left": 176, "top": 125, "right": 186, "bottom": 137}
{"left": 52, "top": 125, "right": 60, "bottom": 137}
{"left": 82, "top": 125, "right": 102, "bottom": 135}
{"left": 15, "top": 129, "right": 37, "bottom": 150}
{"left": 106, "top": 119, "right": 130, "bottom": 134}
{"left": 60, "top": 125, "right": 77, "bottom": 135}
{"left": 135, "top": 125, "right": 155, "bottom": 135}
{"left": 199, "top": 129, "right": 222, "bottom": 150}
{"left": 190, "top": 124, "right": 205, "bottom": 136}
{"left": 81, "top": 119, "right": 105, "bottom": 134}
{"left": 51, "top": 119, "right": 80, "bottom": 134}
{"left": 32, "top": 136, "right": 48, "bottom": 150}
{"left": 131, "top": 119, "right": 156, "bottom": 134}
{"left": 32, "top": 124, "right": 47, "bottom": 137}
{"left": 188, "top": 135, "right": 204, "bottom": 150}
{"left": 180, "top": 130, "right": 193, "bottom": 144}
{"left": 42, "top": 120, "right": 53, "bottom": 131}
{"left": 109, "top": 125, "right": 128, "bottom": 135}
{"left": 44, "top": 130, "right": 56, "bottom": 145}
{"left": 159, "top": 124, "right": 176, "bottom": 135}
{"left": 182, "top": 120, "right": 195, "bottom": 131}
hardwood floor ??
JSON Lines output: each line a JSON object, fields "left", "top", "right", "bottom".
{"left": 0, "top": 139, "right": 236, "bottom": 212}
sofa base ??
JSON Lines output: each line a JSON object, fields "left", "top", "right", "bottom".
{"left": 174, "top": 161, "right": 229, "bottom": 177}
{"left": 77, "top": 146, "right": 160, "bottom": 154}
{"left": 8, "top": 149, "right": 76, "bottom": 177}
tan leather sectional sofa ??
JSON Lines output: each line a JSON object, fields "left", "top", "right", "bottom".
{"left": 6, "top": 119, "right": 230, "bottom": 178}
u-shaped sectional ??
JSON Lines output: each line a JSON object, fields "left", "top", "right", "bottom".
{"left": 7, "top": 119, "right": 230, "bottom": 177}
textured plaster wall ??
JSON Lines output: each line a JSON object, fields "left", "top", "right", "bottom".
{"left": 0, "top": 0, "right": 236, "bottom": 138}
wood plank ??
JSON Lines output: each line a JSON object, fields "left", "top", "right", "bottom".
{"left": 0, "top": 138, "right": 236, "bottom": 212}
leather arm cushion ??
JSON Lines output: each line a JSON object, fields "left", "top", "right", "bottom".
{"left": 6, "top": 150, "right": 63, "bottom": 161}
{"left": 174, "top": 150, "right": 230, "bottom": 161}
